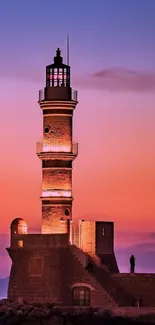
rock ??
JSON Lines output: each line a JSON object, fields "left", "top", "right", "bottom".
{"left": 16, "top": 309, "right": 23, "bottom": 315}
{"left": 28, "top": 307, "right": 47, "bottom": 318}
{"left": 5, "top": 307, "right": 13, "bottom": 317}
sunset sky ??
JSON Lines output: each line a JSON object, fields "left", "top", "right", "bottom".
{"left": 0, "top": 0, "right": 155, "bottom": 277}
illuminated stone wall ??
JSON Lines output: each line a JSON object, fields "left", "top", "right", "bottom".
{"left": 8, "top": 234, "right": 155, "bottom": 306}
{"left": 41, "top": 112, "right": 73, "bottom": 234}
{"left": 9, "top": 233, "right": 69, "bottom": 249}
{"left": 7, "top": 242, "right": 117, "bottom": 306}
{"left": 42, "top": 168, "right": 72, "bottom": 191}
{"left": 79, "top": 221, "right": 96, "bottom": 255}
{"left": 42, "top": 205, "right": 72, "bottom": 234}
{"left": 79, "top": 221, "right": 115, "bottom": 257}
{"left": 7, "top": 247, "right": 65, "bottom": 304}
{"left": 43, "top": 115, "right": 72, "bottom": 150}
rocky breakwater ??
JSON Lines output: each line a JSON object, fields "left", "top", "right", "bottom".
{"left": 1, "top": 299, "right": 155, "bottom": 324}
{"left": 0, "top": 300, "right": 59, "bottom": 325}
{"left": 0, "top": 300, "right": 103, "bottom": 325}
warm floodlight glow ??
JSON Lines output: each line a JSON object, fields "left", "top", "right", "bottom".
{"left": 42, "top": 189, "right": 71, "bottom": 198}
{"left": 11, "top": 218, "right": 28, "bottom": 235}
{"left": 18, "top": 240, "right": 23, "bottom": 248}
{"left": 36, "top": 142, "right": 78, "bottom": 156}
{"left": 19, "top": 226, "right": 27, "bottom": 235}
{"left": 43, "top": 145, "right": 71, "bottom": 153}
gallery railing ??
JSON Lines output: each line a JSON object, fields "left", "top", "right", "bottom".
{"left": 36, "top": 142, "right": 78, "bottom": 156}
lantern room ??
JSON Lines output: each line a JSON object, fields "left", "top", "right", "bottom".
{"left": 46, "top": 48, "right": 70, "bottom": 88}
{"left": 39, "top": 48, "right": 77, "bottom": 103}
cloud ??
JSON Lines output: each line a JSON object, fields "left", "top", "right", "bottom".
{"left": 117, "top": 242, "right": 155, "bottom": 253}
{"left": 115, "top": 232, "right": 155, "bottom": 272}
{"left": 88, "top": 68, "right": 155, "bottom": 92}
{"left": 1, "top": 61, "right": 155, "bottom": 92}
{"left": 116, "top": 244, "right": 155, "bottom": 273}
{"left": 0, "top": 67, "right": 43, "bottom": 83}
{"left": 72, "top": 68, "right": 155, "bottom": 92}
{"left": 115, "top": 231, "right": 155, "bottom": 249}
{"left": 146, "top": 232, "right": 155, "bottom": 239}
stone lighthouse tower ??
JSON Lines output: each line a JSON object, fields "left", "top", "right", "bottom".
{"left": 37, "top": 48, "right": 78, "bottom": 236}
{"left": 7, "top": 47, "right": 120, "bottom": 306}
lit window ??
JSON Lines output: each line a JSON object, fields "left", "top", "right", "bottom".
{"left": 18, "top": 240, "right": 23, "bottom": 248}
{"left": 102, "top": 228, "right": 105, "bottom": 235}
{"left": 72, "top": 286, "right": 91, "bottom": 306}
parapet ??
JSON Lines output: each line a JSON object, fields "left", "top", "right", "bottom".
{"left": 9, "top": 232, "right": 69, "bottom": 249}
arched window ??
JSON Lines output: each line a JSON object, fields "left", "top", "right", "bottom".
{"left": 72, "top": 286, "right": 91, "bottom": 306}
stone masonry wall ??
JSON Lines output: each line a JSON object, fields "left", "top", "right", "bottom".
{"left": 8, "top": 239, "right": 155, "bottom": 306}
{"left": 61, "top": 247, "right": 117, "bottom": 308}
{"left": 79, "top": 221, "right": 95, "bottom": 255}
{"left": 42, "top": 168, "right": 72, "bottom": 191}
{"left": 7, "top": 247, "right": 65, "bottom": 304}
{"left": 112, "top": 273, "right": 155, "bottom": 306}
{"left": 10, "top": 233, "right": 69, "bottom": 249}
{"left": 42, "top": 205, "right": 72, "bottom": 234}
{"left": 43, "top": 115, "right": 72, "bottom": 149}
{"left": 8, "top": 246, "right": 117, "bottom": 306}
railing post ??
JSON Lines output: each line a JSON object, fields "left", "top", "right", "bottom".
{"left": 39, "top": 89, "right": 44, "bottom": 101}
{"left": 71, "top": 89, "right": 78, "bottom": 102}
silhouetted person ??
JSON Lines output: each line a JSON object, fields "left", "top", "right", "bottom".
{"left": 130, "top": 255, "right": 135, "bottom": 273}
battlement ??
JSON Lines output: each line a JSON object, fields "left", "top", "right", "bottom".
{"left": 9, "top": 233, "right": 69, "bottom": 249}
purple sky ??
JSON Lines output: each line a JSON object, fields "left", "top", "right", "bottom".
{"left": 0, "top": 0, "right": 155, "bottom": 278}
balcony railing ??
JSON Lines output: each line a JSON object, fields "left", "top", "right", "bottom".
{"left": 38, "top": 89, "right": 78, "bottom": 102}
{"left": 71, "top": 89, "right": 78, "bottom": 102}
{"left": 36, "top": 142, "right": 78, "bottom": 156}
{"left": 42, "top": 189, "right": 72, "bottom": 198}
{"left": 39, "top": 89, "right": 44, "bottom": 101}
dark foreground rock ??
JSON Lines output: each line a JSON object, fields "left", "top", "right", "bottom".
{"left": 1, "top": 300, "right": 155, "bottom": 325}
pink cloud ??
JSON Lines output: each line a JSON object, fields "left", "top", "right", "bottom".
{"left": 1, "top": 61, "right": 155, "bottom": 92}
{"left": 71, "top": 68, "right": 155, "bottom": 92}
{"left": 88, "top": 68, "right": 155, "bottom": 91}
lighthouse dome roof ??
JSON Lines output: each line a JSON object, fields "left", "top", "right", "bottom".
{"left": 10, "top": 218, "right": 27, "bottom": 228}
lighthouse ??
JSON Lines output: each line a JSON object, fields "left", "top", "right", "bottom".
{"left": 7, "top": 47, "right": 120, "bottom": 306}
{"left": 37, "top": 48, "right": 78, "bottom": 236}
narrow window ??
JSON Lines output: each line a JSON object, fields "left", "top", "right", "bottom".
{"left": 72, "top": 286, "right": 91, "bottom": 306}
{"left": 18, "top": 240, "right": 23, "bottom": 247}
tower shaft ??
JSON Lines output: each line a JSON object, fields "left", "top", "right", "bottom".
{"left": 37, "top": 49, "right": 78, "bottom": 236}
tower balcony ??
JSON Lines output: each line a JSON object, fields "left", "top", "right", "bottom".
{"left": 42, "top": 189, "right": 72, "bottom": 198}
{"left": 39, "top": 88, "right": 78, "bottom": 102}
{"left": 36, "top": 142, "right": 78, "bottom": 160}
